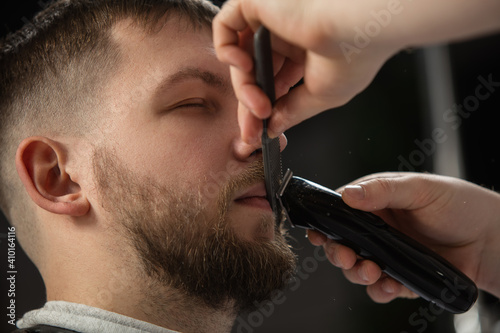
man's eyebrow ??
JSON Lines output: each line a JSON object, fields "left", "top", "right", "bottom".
{"left": 155, "top": 67, "right": 232, "bottom": 96}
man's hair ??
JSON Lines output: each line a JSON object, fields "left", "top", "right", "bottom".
{"left": 0, "top": 0, "right": 218, "bottom": 258}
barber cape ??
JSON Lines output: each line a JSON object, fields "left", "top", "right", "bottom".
{"left": 12, "top": 301, "right": 180, "bottom": 333}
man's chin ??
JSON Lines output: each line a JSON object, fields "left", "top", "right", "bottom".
{"left": 252, "top": 226, "right": 275, "bottom": 243}
{"left": 227, "top": 209, "right": 277, "bottom": 242}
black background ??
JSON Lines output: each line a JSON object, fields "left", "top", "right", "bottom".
{"left": 1, "top": 1, "right": 499, "bottom": 333}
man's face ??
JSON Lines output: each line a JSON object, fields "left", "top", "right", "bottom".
{"left": 90, "top": 17, "right": 296, "bottom": 309}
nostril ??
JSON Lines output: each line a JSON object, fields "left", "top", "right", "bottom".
{"left": 233, "top": 137, "right": 263, "bottom": 161}
{"left": 250, "top": 148, "right": 262, "bottom": 157}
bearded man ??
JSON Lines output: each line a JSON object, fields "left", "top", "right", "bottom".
{"left": 0, "top": 1, "right": 297, "bottom": 332}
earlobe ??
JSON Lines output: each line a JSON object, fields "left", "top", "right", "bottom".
{"left": 15, "top": 137, "right": 90, "bottom": 217}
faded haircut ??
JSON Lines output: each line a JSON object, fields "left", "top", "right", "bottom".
{"left": 0, "top": 0, "right": 218, "bottom": 258}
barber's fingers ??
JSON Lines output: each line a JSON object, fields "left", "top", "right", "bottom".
{"left": 308, "top": 224, "right": 399, "bottom": 290}
{"left": 307, "top": 230, "right": 357, "bottom": 270}
{"left": 223, "top": 23, "right": 271, "bottom": 143}
{"left": 234, "top": 57, "right": 303, "bottom": 142}
{"left": 213, "top": 0, "right": 254, "bottom": 70}
{"left": 237, "top": 103, "right": 262, "bottom": 144}
{"left": 214, "top": 0, "right": 304, "bottom": 74}
{"left": 342, "top": 258, "right": 382, "bottom": 285}
{"left": 307, "top": 229, "right": 327, "bottom": 246}
{"left": 269, "top": 83, "right": 340, "bottom": 136}
{"left": 268, "top": 51, "right": 371, "bottom": 137}
{"left": 214, "top": 0, "right": 311, "bottom": 57}
{"left": 340, "top": 173, "right": 440, "bottom": 212}
{"left": 366, "top": 277, "right": 419, "bottom": 303}
{"left": 308, "top": 230, "right": 419, "bottom": 303}
{"left": 342, "top": 259, "right": 419, "bottom": 303}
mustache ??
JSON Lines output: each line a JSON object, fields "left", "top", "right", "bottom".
{"left": 216, "top": 159, "right": 265, "bottom": 218}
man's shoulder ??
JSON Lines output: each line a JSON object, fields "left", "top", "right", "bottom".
{"left": 11, "top": 324, "right": 80, "bottom": 333}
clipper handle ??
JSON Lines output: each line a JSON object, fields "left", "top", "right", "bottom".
{"left": 279, "top": 175, "right": 478, "bottom": 314}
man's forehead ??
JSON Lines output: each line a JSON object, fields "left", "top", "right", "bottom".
{"left": 108, "top": 16, "right": 224, "bottom": 85}
{"left": 111, "top": 15, "right": 211, "bottom": 50}
{"left": 101, "top": 15, "right": 233, "bottom": 119}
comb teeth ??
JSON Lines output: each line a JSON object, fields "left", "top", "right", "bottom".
{"left": 262, "top": 127, "right": 283, "bottom": 223}
{"left": 254, "top": 26, "right": 284, "bottom": 225}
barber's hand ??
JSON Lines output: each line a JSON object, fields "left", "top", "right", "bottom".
{"left": 308, "top": 172, "right": 500, "bottom": 302}
{"left": 213, "top": 0, "right": 500, "bottom": 144}
{"left": 213, "top": 0, "right": 396, "bottom": 143}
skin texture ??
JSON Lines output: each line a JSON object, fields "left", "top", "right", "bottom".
{"left": 14, "top": 17, "right": 296, "bottom": 333}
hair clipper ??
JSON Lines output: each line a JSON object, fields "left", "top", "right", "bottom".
{"left": 276, "top": 170, "right": 478, "bottom": 314}
{"left": 254, "top": 25, "right": 478, "bottom": 315}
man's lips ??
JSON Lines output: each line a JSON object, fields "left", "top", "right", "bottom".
{"left": 234, "top": 183, "right": 272, "bottom": 211}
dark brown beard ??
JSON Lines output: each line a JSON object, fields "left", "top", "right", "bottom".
{"left": 92, "top": 147, "right": 297, "bottom": 311}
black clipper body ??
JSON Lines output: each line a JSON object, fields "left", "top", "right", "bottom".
{"left": 278, "top": 171, "right": 478, "bottom": 314}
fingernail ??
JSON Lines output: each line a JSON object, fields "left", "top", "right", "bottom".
{"left": 359, "top": 268, "right": 369, "bottom": 282}
{"left": 267, "top": 129, "right": 280, "bottom": 139}
{"left": 273, "top": 122, "right": 286, "bottom": 138}
{"left": 344, "top": 185, "right": 365, "bottom": 200}
{"left": 326, "top": 246, "right": 342, "bottom": 268}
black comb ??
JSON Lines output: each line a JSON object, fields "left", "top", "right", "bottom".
{"left": 254, "top": 26, "right": 283, "bottom": 225}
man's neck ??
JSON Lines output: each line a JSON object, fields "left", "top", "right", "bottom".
{"left": 43, "top": 228, "right": 239, "bottom": 333}
{"left": 128, "top": 283, "right": 238, "bottom": 333}
{"left": 46, "top": 268, "right": 237, "bottom": 333}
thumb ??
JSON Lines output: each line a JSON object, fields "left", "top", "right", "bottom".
{"left": 340, "top": 173, "right": 442, "bottom": 212}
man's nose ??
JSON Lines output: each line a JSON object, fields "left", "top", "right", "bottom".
{"left": 233, "top": 133, "right": 288, "bottom": 161}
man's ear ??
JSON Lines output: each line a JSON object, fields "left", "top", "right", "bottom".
{"left": 15, "top": 137, "right": 90, "bottom": 217}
